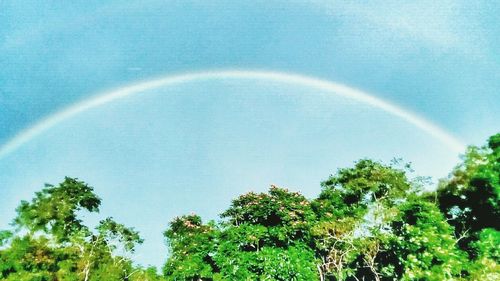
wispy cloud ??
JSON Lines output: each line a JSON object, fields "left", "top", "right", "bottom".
{"left": 308, "top": 0, "right": 486, "bottom": 56}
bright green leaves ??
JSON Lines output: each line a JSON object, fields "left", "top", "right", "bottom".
{"left": 437, "top": 133, "right": 500, "bottom": 256}
{"left": 0, "top": 178, "right": 162, "bottom": 281}
{"left": 311, "top": 218, "right": 359, "bottom": 280}
{"left": 214, "top": 245, "right": 318, "bottom": 281}
{"left": 221, "top": 186, "right": 316, "bottom": 244}
{"left": 163, "top": 215, "right": 218, "bottom": 281}
{"left": 162, "top": 160, "right": 423, "bottom": 281}
{"left": 387, "top": 201, "right": 468, "bottom": 280}
{"left": 13, "top": 177, "right": 101, "bottom": 242}
{"left": 315, "top": 159, "right": 413, "bottom": 224}
{"left": 161, "top": 157, "right": 478, "bottom": 281}
{"left": 0, "top": 235, "right": 60, "bottom": 280}
{"left": 472, "top": 228, "right": 500, "bottom": 261}
{"left": 0, "top": 230, "right": 13, "bottom": 247}
{"left": 2, "top": 133, "right": 499, "bottom": 280}
{"left": 468, "top": 228, "right": 500, "bottom": 280}
{"left": 96, "top": 217, "right": 143, "bottom": 253}
{"left": 439, "top": 133, "right": 500, "bottom": 228}
{"left": 129, "top": 267, "right": 166, "bottom": 281}
{"left": 163, "top": 187, "right": 319, "bottom": 280}
{"left": 311, "top": 159, "right": 418, "bottom": 280}
{"left": 321, "top": 159, "right": 412, "bottom": 205}
{"left": 213, "top": 222, "right": 318, "bottom": 280}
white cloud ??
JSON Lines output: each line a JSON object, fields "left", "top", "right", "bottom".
{"left": 308, "top": 0, "right": 486, "bottom": 56}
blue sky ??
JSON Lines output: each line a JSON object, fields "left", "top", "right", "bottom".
{"left": 1, "top": 0, "right": 499, "bottom": 267}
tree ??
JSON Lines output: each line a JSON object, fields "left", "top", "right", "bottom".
{"left": 70, "top": 218, "right": 143, "bottom": 281}
{"left": 311, "top": 159, "right": 415, "bottom": 280}
{"left": 2, "top": 133, "right": 499, "bottom": 280}
{"left": 311, "top": 218, "right": 359, "bottom": 281}
{"left": 215, "top": 186, "right": 318, "bottom": 280}
{"left": 14, "top": 177, "right": 101, "bottom": 242}
{"left": 220, "top": 185, "right": 316, "bottom": 245}
{"left": 437, "top": 133, "right": 500, "bottom": 251}
{"left": 0, "top": 177, "right": 162, "bottom": 281}
{"left": 468, "top": 228, "right": 500, "bottom": 280}
{"left": 162, "top": 214, "right": 218, "bottom": 281}
{"left": 384, "top": 199, "right": 467, "bottom": 280}
{"left": 162, "top": 186, "right": 319, "bottom": 280}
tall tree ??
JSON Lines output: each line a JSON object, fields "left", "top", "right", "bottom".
{"left": 312, "top": 159, "right": 414, "bottom": 280}
{"left": 14, "top": 177, "right": 101, "bottom": 242}
{"left": 383, "top": 199, "right": 468, "bottom": 280}
{"left": 0, "top": 177, "right": 162, "bottom": 281}
{"left": 215, "top": 186, "right": 318, "bottom": 280}
{"left": 163, "top": 214, "right": 218, "bottom": 281}
{"left": 162, "top": 186, "right": 319, "bottom": 280}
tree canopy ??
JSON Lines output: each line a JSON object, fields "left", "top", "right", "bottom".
{"left": 1, "top": 133, "right": 498, "bottom": 280}
{"left": 1, "top": 177, "right": 163, "bottom": 281}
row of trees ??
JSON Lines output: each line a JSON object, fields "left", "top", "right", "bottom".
{"left": 1, "top": 133, "right": 498, "bottom": 280}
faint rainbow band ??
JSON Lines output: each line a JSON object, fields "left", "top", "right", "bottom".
{"left": 0, "top": 70, "right": 466, "bottom": 159}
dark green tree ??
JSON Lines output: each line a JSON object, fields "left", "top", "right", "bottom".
{"left": 468, "top": 228, "right": 500, "bottom": 279}
{"left": 437, "top": 133, "right": 499, "bottom": 251}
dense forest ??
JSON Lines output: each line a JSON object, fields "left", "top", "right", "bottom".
{"left": 1, "top": 133, "right": 498, "bottom": 281}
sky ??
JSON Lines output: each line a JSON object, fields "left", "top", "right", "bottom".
{"left": 1, "top": 0, "right": 499, "bottom": 268}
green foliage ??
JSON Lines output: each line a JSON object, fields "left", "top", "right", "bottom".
{"left": 221, "top": 186, "right": 316, "bottom": 244}
{"left": 1, "top": 133, "right": 499, "bottom": 280}
{"left": 386, "top": 200, "right": 468, "bottom": 280}
{"left": 163, "top": 187, "right": 319, "bottom": 280}
{"left": 0, "top": 178, "right": 164, "bottom": 281}
{"left": 96, "top": 217, "right": 144, "bottom": 252}
{"left": 0, "top": 231, "right": 12, "bottom": 247}
{"left": 467, "top": 228, "right": 500, "bottom": 280}
{"left": 0, "top": 235, "right": 56, "bottom": 279}
{"left": 314, "top": 159, "right": 413, "bottom": 224}
{"left": 163, "top": 215, "right": 217, "bottom": 280}
{"left": 321, "top": 159, "right": 412, "bottom": 204}
{"left": 214, "top": 245, "right": 318, "bottom": 281}
{"left": 216, "top": 187, "right": 318, "bottom": 280}
{"left": 311, "top": 159, "right": 416, "bottom": 280}
{"left": 472, "top": 228, "right": 500, "bottom": 261}
{"left": 157, "top": 144, "right": 499, "bottom": 280}
{"left": 14, "top": 177, "right": 101, "bottom": 242}
{"left": 437, "top": 133, "right": 500, "bottom": 254}
{"left": 130, "top": 267, "right": 166, "bottom": 281}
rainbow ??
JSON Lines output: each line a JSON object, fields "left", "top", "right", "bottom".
{"left": 0, "top": 70, "right": 465, "bottom": 159}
